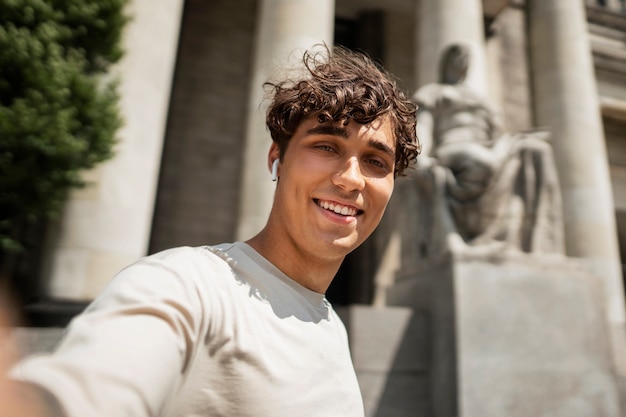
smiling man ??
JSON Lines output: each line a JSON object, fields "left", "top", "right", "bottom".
{"left": 8, "top": 45, "right": 419, "bottom": 417}
{"left": 250, "top": 117, "right": 398, "bottom": 294}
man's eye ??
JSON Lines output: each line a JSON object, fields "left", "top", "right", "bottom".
{"left": 366, "top": 158, "right": 385, "bottom": 168}
{"left": 366, "top": 158, "right": 392, "bottom": 173}
{"left": 316, "top": 144, "right": 335, "bottom": 152}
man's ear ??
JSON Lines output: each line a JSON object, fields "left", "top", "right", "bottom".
{"left": 267, "top": 142, "right": 281, "bottom": 173}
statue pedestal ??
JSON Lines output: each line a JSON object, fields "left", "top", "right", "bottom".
{"left": 337, "top": 305, "right": 430, "bottom": 417}
{"left": 387, "top": 253, "right": 620, "bottom": 417}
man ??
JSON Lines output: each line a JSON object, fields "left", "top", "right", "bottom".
{"left": 6, "top": 44, "right": 418, "bottom": 417}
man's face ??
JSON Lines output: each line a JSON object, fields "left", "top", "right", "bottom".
{"left": 269, "top": 115, "right": 396, "bottom": 262}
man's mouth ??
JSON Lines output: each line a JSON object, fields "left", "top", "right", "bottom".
{"left": 315, "top": 199, "right": 362, "bottom": 217}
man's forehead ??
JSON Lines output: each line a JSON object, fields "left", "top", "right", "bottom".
{"left": 304, "top": 114, "right": 392, "bottom": 133}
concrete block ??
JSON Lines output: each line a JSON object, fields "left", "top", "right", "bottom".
{"left": 337, "top": 305, "right": 430, "bottom": 417}
{"left": 357, "top": 370, "right": 430, "bottom": 417}
{"left": 12, "top": 327, "right": 65, "bottom": 358}
{"left": 388, "top": 254, "right": 621, "bottom": 417}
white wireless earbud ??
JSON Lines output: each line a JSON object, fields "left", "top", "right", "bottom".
{"left": 271, "top": 159, "right": 279, "bottom": 182}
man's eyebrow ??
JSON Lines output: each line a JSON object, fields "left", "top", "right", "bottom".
{"left": 306, "top": 125, "right": 348, "bottom": 138}
{"left": 368, "top": 139, "right": 395, "bottom": 157}
{"left": 307, "top": 124, "right": 395, "bottom": 157}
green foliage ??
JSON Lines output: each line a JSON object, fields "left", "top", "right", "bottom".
{"left": 0, "top": 0, "right": 129, "bottom": 252}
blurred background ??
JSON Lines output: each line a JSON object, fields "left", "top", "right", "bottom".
{"left": 2, "top": 0, "right": 626, "bottom": 416}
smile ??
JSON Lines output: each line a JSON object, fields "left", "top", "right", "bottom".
{"left": 315, "top": 199, "right": 362, "bottom": 217}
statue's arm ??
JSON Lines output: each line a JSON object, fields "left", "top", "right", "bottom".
{"left": 415, "top": 107, "right": 435, "bottom": 167}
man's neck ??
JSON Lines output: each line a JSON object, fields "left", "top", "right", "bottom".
{"left": 245, "top": 231, "right": 342, "bottom": 294}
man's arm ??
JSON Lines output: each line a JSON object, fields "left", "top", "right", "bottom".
{"left": 4, "top": 250, "right": 207, "bottom": 417}
{"left": 1, "top": 308, "right": 64, "bottom": 417}
{"left": 0, "top": 380, "right": 65, "bottom": 417}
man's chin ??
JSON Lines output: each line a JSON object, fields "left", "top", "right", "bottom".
{"left": 331, "top": 235, "right": 365, "bottom": 255}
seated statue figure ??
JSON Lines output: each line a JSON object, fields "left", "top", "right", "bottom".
{"left": 411, "top": 44, "right": 564, "bottom": 256}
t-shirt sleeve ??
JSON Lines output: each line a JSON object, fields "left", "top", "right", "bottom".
{"left": 10, "top": 249, "right": 207, "bottom": 417}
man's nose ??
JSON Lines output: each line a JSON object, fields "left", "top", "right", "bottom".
{"left": 332, "top": 157, "right": 365, "bottom": 191}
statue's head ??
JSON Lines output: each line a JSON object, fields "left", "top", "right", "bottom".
{"left": 439, "top": 44, "right": 469, "bottom": 85}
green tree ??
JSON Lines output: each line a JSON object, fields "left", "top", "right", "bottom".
{"left": 0, "top": 0, "right": 129, "bottom": 257}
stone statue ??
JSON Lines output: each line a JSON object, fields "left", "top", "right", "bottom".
{"left": 410, "top": 44, "right": 564, "bottom": 257}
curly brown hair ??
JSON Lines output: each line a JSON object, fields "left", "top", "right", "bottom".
{"left": 264, "top": 44, "right": 420, "bottom": 177}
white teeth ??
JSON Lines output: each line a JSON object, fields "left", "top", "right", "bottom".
{"left": 318, "top": 200, "right": 357, "bottom": 216}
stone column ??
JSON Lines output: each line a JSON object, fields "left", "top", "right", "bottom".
{"left": 236, "top": 0, "right": 335, "bottom": 240}
{"left": 416, "top": 0, "right": 488, "bottom": 95}
{"left": 528, "top": 0, "right": 626, "bottom": 380}
{"left": 45, "top": 0, "right": 185, "bottom": 299}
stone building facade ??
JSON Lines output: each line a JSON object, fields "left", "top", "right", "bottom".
{"left": 41, "top": 0, "right": 626, "bottom": 307}
{"left": 30, "top": 0, "right": 626, "bottom": 415}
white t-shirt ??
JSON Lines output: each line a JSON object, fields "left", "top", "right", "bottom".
{"left": 12, "top": 242, "right": 364, "bottom": 417}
